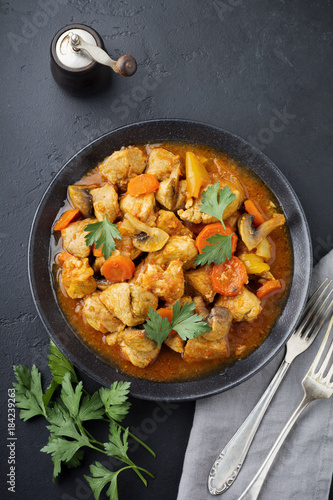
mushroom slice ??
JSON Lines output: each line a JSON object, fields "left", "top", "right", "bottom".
{"left": 124, "top": 213, "right": 169, "bottom": 252}
{"left": 201, "top": 306, "right": 233, "bottom": 341}
{"left": 68, "top": 185, "right": 93, "bottom": 218}
{"left": 237, "top": 213, "right": 286, "bottom": 251}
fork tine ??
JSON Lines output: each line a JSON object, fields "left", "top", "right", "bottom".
{"left": 309, "top": 315, "right": 333, "bottom": 375}
{"left": 303, "top": 294, "right": 333, "bottom": 340}
{"left": 316, "top": 318, "right": 333, "bottom": 378}
{"left": 296, "top": 279, "right": 332, "bottom": 336}
{"left": 324, "top": 356, "right": 333, "bottom": 383}
{"left": 302, "top": 278, "right": 329, "bottom": 313}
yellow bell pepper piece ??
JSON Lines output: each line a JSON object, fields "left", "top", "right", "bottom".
{"left": 256, "top": 238, "right": 272, "bottom": 261}
{"left": 198, "top": 155, "right": 208, "bottom": 163}
{"left": 238, "top": 253, "right": 270, "bottom": 274}
{"left": 186, "top": 151, "right": 211, "bottom": 198}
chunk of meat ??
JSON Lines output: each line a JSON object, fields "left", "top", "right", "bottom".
{"left": 61, "top": 218, "right": 96, "bottom": 258}
{"left": 156, "top": 210, "right": 193, "bottom": 237}
{"left": 93, "top": 256, "right": 105, "bottom": 273}
{"left": 215, "top": 287, "right": 262, "bottom": 322}
{"left": 61, "top": 256, "right": 97, "bottom": 299}
{"left": 193, "top": 296, "right": 209, "bottom": 318}
{"left": 145, "top": 235, "right": 198, "bottom": 270}
{"left": 114, "top": 220, "right": 141, "bottom": 260}
{"left": 169, "top": 295, "right": 208, "bottom": 317}
{"left": 83, "top": 292, "right": 125, "bottom": 333}
{"left": 214, "top": 160, "right": 246, "bottom": 215}
{"left": 225, "top": 210, "right": 241, "bottom": 231}
{"left": 178, "top": 178, "right": 245, "bottom": 224}
{"left": 99, "top": 147, "right": 146, "bottom": 191}
{"left": 120, "top": 192, "right": 155, "bottom": 223}
{"left": 201, "top": 306, "right": 233, "bottom": 341}
{"left": 155, "top": 176, "right": 177, "bottom": 210}
{"left": 185, "top": 264, "right": 216, "bottom": 303}
{"left": 175, "top": 295, "right": 193, "bottom": 307}
{"left": 90, "top": 184, "right": 119, "bottom": 223}
{"left": 178, "top": 195, "right": 218, "bottom": 225}
{"left": 100, "top": 283, "right": 158, "bottom": 326}
{"left": 104, "top": 332, "right": 118, "bottom": 345}
{"left": 184, "top": 336, "right": 228, "bottom": 363}
{"left": 132, "top": 260, "right": 184, "bottom": 304}
{"left": 164, "top": 333, "right": 185, "bottom": 353}
{"left": 155, "top": 164, "right": 183, "bottom": 210}
{"left": 146, "top": 148, "right": 183, "bottom": 181}
{"left": 175, "top": 180, "right": 187, "bottom": 210}
{"left": 115, "top": 329, "right": 160, "bottom": 368}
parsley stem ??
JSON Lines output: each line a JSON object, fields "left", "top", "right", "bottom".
{"left": 101, "top": 417, "right": 156, "bottom": 457}
{"left": 124, "top": 459, "right": 149, "bottom": 486}
{"left": 89, "top": 443, "right": 108, "bottom": 455}
{"left": 89, "top": 436, "right": 105, "bottom": 448}
{"left": 132, "top": 465, "right": 155, "bottom": 479}
{"left": 81, "top": 387, "right": 155, "bottom": 458}
{"left": 121, "top": 423, "right": 156, "bottom": 458}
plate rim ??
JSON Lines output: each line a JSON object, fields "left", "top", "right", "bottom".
{"left": 28, "top": 118, "right": 312, "bottom": 401}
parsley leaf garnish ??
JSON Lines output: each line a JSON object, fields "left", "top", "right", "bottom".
{"left": 199, "top": 183, "right": 236, "bottom": 229}
{"left": 194, "top": 233, "right": 233, "bottom": 266}
{"left": 144, "top": 307, "right": 173, "bottom": 347}
{"left": 99, "top": 381, "right": 131, "bottom": 422}
{"left": 85, "top": 462, "right": 125, "bottom": 500}
{"left": 78, "top": 392, "right": 105, "bottom": 422}
{"left": 171, "top": 301, "right": 212, "bottom": 340}
{"left": 144, "top": 301, "right": 211, "bottom": 347}
{"left": 84, "top": 215, "right": 121, "bottom": 259}
{"left": 48, "top": 340, "right": 79, "bottom": 385}
{"left": 13, "top": 365, "right": 47, "bottom": 421}
{"left": 194, "top": 182, "right": 236, "bottom": 266}
{"left": 104, "top": 421, "right": 130, "bottom": 462}
{"left": 13, "top": 342, "right": 155, "bottom": 498}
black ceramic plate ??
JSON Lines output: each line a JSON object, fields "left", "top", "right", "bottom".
{"left": 28, "top": 119, "right": 312, "bottom": 401}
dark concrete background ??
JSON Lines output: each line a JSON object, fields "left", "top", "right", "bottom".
{"left": 1, "top": 1, "right": 332, "bottom": 499}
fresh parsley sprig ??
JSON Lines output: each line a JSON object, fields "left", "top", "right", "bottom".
{"left": 199, "top": 183, "right": 236, "bottom": 230}
{"left": 193, "top": 183, "right": 236, "bottom": 266}
{"left": 194, "top": 233, "right": 233, "bottom": 265}
{"left": 84, "top": 215, "right": 121, "bottom": 259}
{"left": 13, "top": 341, "right": 155, "bottom": 500}
{"left": 144, "top": 301, "right": 211, "bottom": 347}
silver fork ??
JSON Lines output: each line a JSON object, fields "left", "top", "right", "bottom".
{"left": 238, "top": 314, "right": 333, "bottom": 500}
{"left": 208, "top": 279, "right": 333, "bottom": 495}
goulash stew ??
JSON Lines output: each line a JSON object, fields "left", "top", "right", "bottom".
{"left": 51, "top": 143, "right": 293, "bottom": 382}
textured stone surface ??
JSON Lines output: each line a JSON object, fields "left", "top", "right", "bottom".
{"left": 0, "top": 1, "right": 332, "bottom": 499}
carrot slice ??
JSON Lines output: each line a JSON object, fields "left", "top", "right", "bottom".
{"left": 102, "top": 255, "right": 135, "bottom": 282}
{"left": 157, "top": 307, "right": 173, "bottom": 323}
{"left": 58, "top": 251, "right": 72, "bottom": 265}
{"left": 127, "top": 174, "right": 159, "bottom": 197}
{"left": 256, "top": 279, "right": 282, "bottom": 299}
{"left": 92, "top": 244, "right": 104, "bottom": 258}
{"left": 157, "top": 307, "right": 176, "bottom": 335}
{"left": 244, "top": 200, "right": 267, "bottom": 227}
{"left": 54, "top": 209, "right": 81, "bottom": 231}
{"left": 211, "top": 256, "right": 248, "bottom": 296}
{"left": 196, "top": 223, "right": 238, "bottom": 254}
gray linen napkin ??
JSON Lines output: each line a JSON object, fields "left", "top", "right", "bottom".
{"left": 177, "top": 250, "right": 333, "bottom": 500}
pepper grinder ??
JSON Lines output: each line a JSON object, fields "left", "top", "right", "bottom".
{"left": 50, "top": 24, "right": 137, "bottom": 95}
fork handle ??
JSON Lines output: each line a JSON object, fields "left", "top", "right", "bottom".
{"left": 237, "top": 395, "right": 313, "bottom": 500}
{"left": 208, "top": 359, "right": 290, "bottom": 495}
